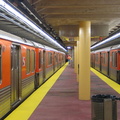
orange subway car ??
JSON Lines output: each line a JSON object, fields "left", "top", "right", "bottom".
{"left": 0, "top": 30, "right": 65, "bottom": 119}
{"left": 91, "top": 45, "right": 120, "bottom": 84}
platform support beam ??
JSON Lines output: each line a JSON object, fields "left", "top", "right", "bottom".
{"left": 78, "top": 21, "right": 91, "bottom": 100}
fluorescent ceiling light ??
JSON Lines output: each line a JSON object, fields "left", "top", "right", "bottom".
{"left": 67, "top": 46, "right": 71, "bottom": 49}
{"left": 91, "top": 32, "right": 120, "bottom": 49}
{"left": 0, "top": 0, "right": 67, "bottom": 52}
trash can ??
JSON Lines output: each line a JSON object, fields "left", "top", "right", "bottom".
{"left": 91, "top": 94, "right": 117, "bottom": 120}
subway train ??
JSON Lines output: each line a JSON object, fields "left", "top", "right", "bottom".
{"left": 91, "top": 44, "right": 120, "bottom": 84}
{"left": 0, "top": 30, "right": 66, "bottom": 119}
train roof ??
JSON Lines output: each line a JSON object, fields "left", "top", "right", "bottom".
{"left": 0, "top": 30, "right": 66, "bottom": 53}
{"left": 111, "top": 44, "right": 120, "bottom": 50}
{"left": 0, "top": 30, "right": 34, "bottom": 46}
{"left": 92, "top": 46, "right": 111, "bottom": 53}
{"left": 45, "top": 46, "right": 58, "bottom": 52}
{"left": 91, "top": 29, "right": 120, "bottom": 52}
{"left": 44, "top": 46, "right": 65, "bottom": 54}
{"left": 91, "top": 43, "right": 120, "bottom": 53}
{"left": 32, "top": 41, "right": 45, "bottom": 48}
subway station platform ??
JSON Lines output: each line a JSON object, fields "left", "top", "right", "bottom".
{"left": 5, "top": 63, "right": 120, "bottom": 120}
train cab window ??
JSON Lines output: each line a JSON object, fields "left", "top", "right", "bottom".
{"left": 26, "top": 49, "right": 30, "bottom": 73}
{"left": 0, "top": 46, "right": 1, "bottom": 84}
{"left": 112, "top": 52, "right": 117, "bottom": 67}
{"left": 48, "top": 52, "right": 52, "bottom": 65}
{"left": 31, "top": 50, "right": 35, "bottom": 72}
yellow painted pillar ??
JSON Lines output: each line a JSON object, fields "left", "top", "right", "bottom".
{"left": 74, "top": 46, "right": 77, "bottom": 73}
{"left": 78, "top": 21, "right": 91, "bottom": 100}
{"left": 74, "top": 37, "right": 79, "bottom": 74}
{"left": 76, "top": 41, "right": 79, "bottom": 82}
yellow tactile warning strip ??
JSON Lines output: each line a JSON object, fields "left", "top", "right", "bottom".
{"left": 5, "top": 63, "right": 68, "bottom": 120}
{"left": 91, "top": 68, "right": 120, "bottom": 94}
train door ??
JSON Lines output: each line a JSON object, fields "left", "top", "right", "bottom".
{"left": 43, "top": 50, "right": 46, "bottom": 80}
{"left": 11, "top": 44, "right": 21, "bottom": 106}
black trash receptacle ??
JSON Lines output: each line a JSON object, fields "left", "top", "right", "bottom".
{"left": 91, "top": 94, "right": 117, "bottom": 120}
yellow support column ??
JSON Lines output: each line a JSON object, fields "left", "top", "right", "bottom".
{"left": 78, "top": 21, "right": 91, "bottom": 100}
{"left": 74, "top": 46, "right": 77, "bottom": 73}
{"left": 76, "top": 41, "right": 79, "bottom": 82}
{"left": 74, "top": 37, "right": 79, "bottom": 74}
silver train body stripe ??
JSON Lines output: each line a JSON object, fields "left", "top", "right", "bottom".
{"left": 0, "top": 86, "right": 11, "bottom": 119}
{"left": 21, "top": 75, "right": 35, "bottom": 99}
{"left": 38, "top": 71, "right": 44, "bottom": 85}
{"left": 45, "top": 66, "right": 54, "bottom": 80}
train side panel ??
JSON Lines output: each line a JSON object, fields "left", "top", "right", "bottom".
{"left": 91, "top": 52, "right": 95, "bottom": 68}
{"left": 0, "top": 39, "right": 11, "bottom": 119}
{"left": 109, "top": 49, "right": 120, "bottom": 83}
{"left": 91, "top": 43, "right": 120, "bottom": 84}
{"left": 94, "top": 52, "right": 101, "bottom": 71}
{"left": 21, "top": 45, "right": 35, "bottom": 99}
{"left": 35, "top": 48, "right": 44, "bottom": 88}
{"left": 58, "top": 53, "right": 62, "bottom": 69}
{"left": 100, "top": 51, "right": 109, "bottom": 76}
{"left": 45, "top": 50, "right": 54, "bottom": 79}
{"left": 53, "top": 51, "right": 58, "bottom": 72}
{"left": 61, "top": 53, "right": 65, "bottom": 66}
{"left": 0, "top": 30, "right": 66, "bottom": 119}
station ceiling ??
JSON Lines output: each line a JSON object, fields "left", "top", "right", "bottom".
{"left": 27, "top": 0, "right": 120, "bottom": 33}
{"left": 1, "top": 0, "right": 120, "bottom": 49}
{"left": 27, "top": 0, "right": 120, "bottom": 46}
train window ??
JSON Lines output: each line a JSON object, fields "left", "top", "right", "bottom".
{"left": 59, "top": 54, "right": 61, "bottom": 61}
{"left": 62, "top": 54, "right": 64, "bottom": 61}
{"left": 60, "top": 54, "right": 62, "bottom": 61}
{"left": 0, "top": 46, "right": 1, "bottom": 84}
{"left": 31, "top": 50, "right": 35, "bottom": 72}
{"left": 95, "top": 54, "right": 98, "bottom": 62}
{"left": 61, "top": 55, "right": 63, "bottom": 61}
{"left": 48, "top": 52, "right": 52, "bottom": 65}
{"left": 91, "top": 54, "right": 95, "bottom": 62}
{"left": 56, "top": 54, "right": 58, "bottom": 62}
{"left": 112, "top": 52, "right": 117, "bottom": 67}
{"left": 39, "top": 51, "right": 41, "bottom": 68}
{"left": 102, "top": 53, "right": 106, "bottom": 64}
{"left": 54, "top": 53, "right": 57, "bottom": 63}
{"left": 26, "top": 49, "right": 30, "bottom": 73}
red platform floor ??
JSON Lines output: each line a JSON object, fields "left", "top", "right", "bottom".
{"left": 29, "top": 65, "right": 120, "bottom": 120}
